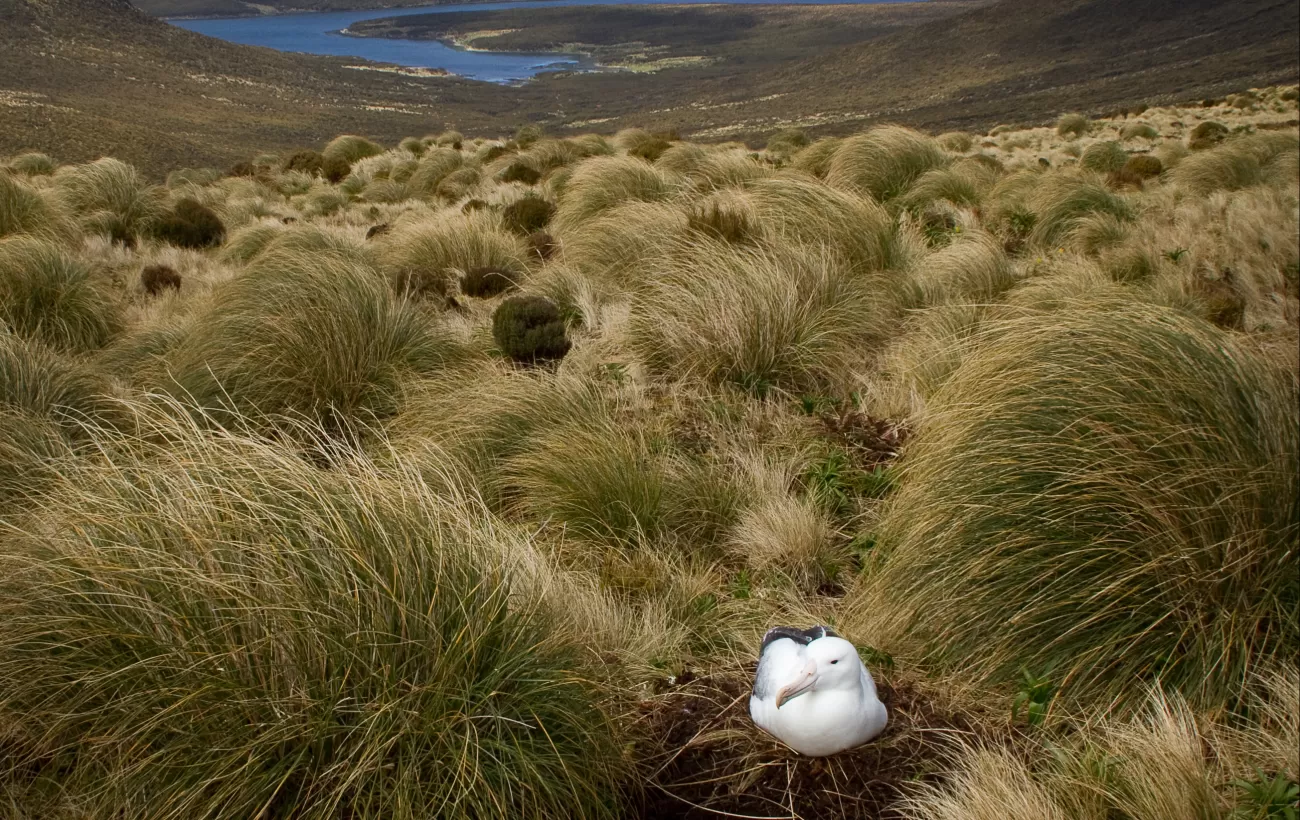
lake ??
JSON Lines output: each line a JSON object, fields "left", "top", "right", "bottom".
{"left": 172, "top": 0, "right": 913, "bottom": 84}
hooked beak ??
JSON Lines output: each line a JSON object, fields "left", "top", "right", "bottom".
{"left": 774, "top": 660, "right": 818, "bottom": 709}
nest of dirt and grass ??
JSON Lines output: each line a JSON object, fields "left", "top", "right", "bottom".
{"left": 631, "top": 668, "right": 994, "bottom": 819}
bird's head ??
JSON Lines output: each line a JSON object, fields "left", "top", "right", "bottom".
{"left": 775, "top": 636, "right": 862, "bottom": 708}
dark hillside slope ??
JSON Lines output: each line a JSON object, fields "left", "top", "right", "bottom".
{"left": 735, "top": 0, "right": 1300, "bottom": 134}
{"left": 0, "top": 0, "right": 513, "bottom": 175}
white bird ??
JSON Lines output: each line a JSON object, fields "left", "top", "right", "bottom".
{"left": 748, "top": 625, "right": 888, "bottom": 757}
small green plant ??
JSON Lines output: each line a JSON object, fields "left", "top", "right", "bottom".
{"left": 729, "top": 569, "right": 752, "bottom": 600}
{"left": 1233, "top": 770, "right": 1299, "bottom": 820}
{"left": 492, "top": 295, "right": 571, "bottom": 363}
{"left": 1164, "top": 246, "right": 1190, "bottom": 263}
{"left": 857, "top": 644, "right": 895, "bottom": 672}
{"left": 1012, "top": 669, "right": 1056, "bottom": 726}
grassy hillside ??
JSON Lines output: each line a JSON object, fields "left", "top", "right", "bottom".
{"left": 2, "top": 89, "right": 1298, "bottom": 818}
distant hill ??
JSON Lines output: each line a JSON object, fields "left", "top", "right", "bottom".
{"left": 132, "top": 0, "right": 492, "bottom": 18}
{"left": 1, "top": 0, "right": 1295, "bottom": 174}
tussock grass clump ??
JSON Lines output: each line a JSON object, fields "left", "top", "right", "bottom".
{"left": 166, "top": 237, "right": 457, "bottom": 430}
{"left": 1027, "top": 172, "right": 1134, "bottom": 248}
{"left": 6, "top": 152, "right": 57, "bottom": 176}
{"left": 907, "top": 231, "right": 1015, "bottom": 307}
{"left": 1120, "top": 122, "right": 1160, "bottom": 141}
{"left": 406, "top": 147, "right": 468, "bottom": 199}
{"left": 936, "top": 132, "right": 974, "bottom": 153}
{"left": 826, "top": 126, "right": 949, "bottom": 202}
{"left": 629, "top": 243, "right": 887, "bottom": 395}
{"left": 0, "top": 236, "right": 122, "bottom": 352}
{"left": 747, "top": 175, "right": 896, "bottom": 273}
{"left": 321, "top": 134, "right": 384, "bottom": 169}
{"left": 618, "top": 128, "right": 674, "bottom": 163}
{"left": 0, "top": 172, "right": 74, "bottom": 240}
{"left": 686, "top": 196, "right": 761, "bottom": 245}
{"left": 515, "top": 123, "right": 544, "bottom": 148}
{"left": 1172, "top": 133, "right": 1300, "bottom": 194}
{"left": 0, "top": 414, "right": 623, "bottom": 819}
{"left": 1056, "top": 113, "right": 1091, "bottom": 137}
{"left": 860, "top": 302, "right": 1299, "bottom": 710}
{"left": 686, "top": 150, "right": 770, "bottom": 192}
{"left": 502, "top": 193, "right": 556, "bottom": 235}
{"left": 1080, "top": 140, "right": 1128, "bottom": 173}
{"left": 54, "top": 157, "right": 163, "bottom": 245}
{"left": 559, "top": 200, "right": 686, "bottom": 285}
{"left": 492, "top": 295, "right": 571, "bottom": 363}
{"left": 554, "top": 155, "right": 678, "bottom": 232}
{"left": 381, "top": 212, "right": 526, "bottom": 299}
{"left": 655, "top": 142, "right": 709, "bottom": 175}
{"left": 218, "top": 219, "right": 284, "bottom": 264}
{"left": 435, "top": 165, "right": 482, "bottom": 201}
{"left": 153, "top": 197, "right": 226, "bottom": 249}
{"left": 1122, "top": 154, "right": 1163, "bottom": 179}
{"left": 900, "top": 160, "right": 1001, "bottom": 212}
{"left": 499, "top": 159, "right": 543, "bottom": 186}
{"left": 790, "top": 137, "right": 842, "bottom": 178}
{"left": 1188, "top": 121, "right": 1230, "bottom": 150}
{"left": 526, "top": 229, "right": 557, "bottom": 261}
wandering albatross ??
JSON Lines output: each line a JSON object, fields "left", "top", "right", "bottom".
{"left": 748, "top": 625, "right": 888, "bottom": 756}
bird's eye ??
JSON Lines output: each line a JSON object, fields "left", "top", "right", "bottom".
{"left": 830, "top": 659, "right": 839, "bottom": 665}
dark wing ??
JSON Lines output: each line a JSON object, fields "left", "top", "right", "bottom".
{"left": 759, "top": 625, "right": 840, "bottom": 654}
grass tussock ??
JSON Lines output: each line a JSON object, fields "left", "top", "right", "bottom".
{"left": 380, "top": 210, "right": 526, "bottom": 299}
{"left": 0, "top": 236, "right": 122, "bottom": 352}
{"left": 0, "top": 406, "right": 623, "bottom": 819}
{"left": 553, "top": 155, "right": 679, "bottom": 232}
{"left": 165, "top": 232, "right": 459, "bottom": 431}
{"left": 54, "top": 157, "right": 164, "bottom": 245}
{"left": 857, "top": 301, "right": 1298, "bottom": 710}
{"left": 826, "top": 126, "right": 949, "bottom": 202}
{"left": 0, "top": 172, "right": 76, "bottom": 240}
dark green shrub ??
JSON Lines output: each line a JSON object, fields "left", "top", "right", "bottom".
{"left": 499, "top": 161, "right": 542, "bottom": 186}
{"left": 282, "top": 149, "right": 325, "bottom": 176}
{"left": 502, "top": 195, "right": 555, "bottom": 235}
{"left": 322, "top": 155, "right": 352, "bottom": 183}
{"left": 153, "top": 198, "right": 226, "bottom": 249}
{"left": 492, "top": 296, "right": 570, "bottom": 363}
{"left": 1189, "top": 121, "right": 1230, "bottom": 150}
{"left": 141, "top": 263, "right": 181, "bottom": 296}
{"left": 462, "top": 267, "right": 518, "bottom": 298}
{"left": 1122, "top": 154, "right": 1163, "bottom": 179}
{"left": 526, "top": 230, "right": 556, "bottom": 261}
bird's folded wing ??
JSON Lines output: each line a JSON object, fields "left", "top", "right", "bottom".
{"left": 752, "top": 638, "right": 805, "bottom": 700}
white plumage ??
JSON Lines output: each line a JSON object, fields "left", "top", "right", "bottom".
{"left": 748, "top": 626, "right": 888, "bottom": 757}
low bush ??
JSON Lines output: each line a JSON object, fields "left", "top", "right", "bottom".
{"left": 860, "top": 302, "right": 1299, "bottom": 710}
{"left": 502, "top": 194, "right": 556, "bottom": 235}
{"left": 526, "top": 229, "right": 557, "bottom": 261}
{"left": 492, "top": 295, "right": 571, "bottom": 363}
{"left": 153, "top": 197, "right": 227, "bottom": 249}
{"left": 499, "top": 160, "right": 542, "bottom": 186}
{"left": 1057, "top": 113, "right": 1090, "bottom": 137}
{"left": 282, "top": 149, "right": 325, "bottom": 176}
{"left": 0, "top": 236, "right": 122, "bottom": 352}
{"left": 462, "top": 266, "right": 518, "bottom": 298}
{"left": 140, "top": 263, "right": 182, "bottom": 296}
